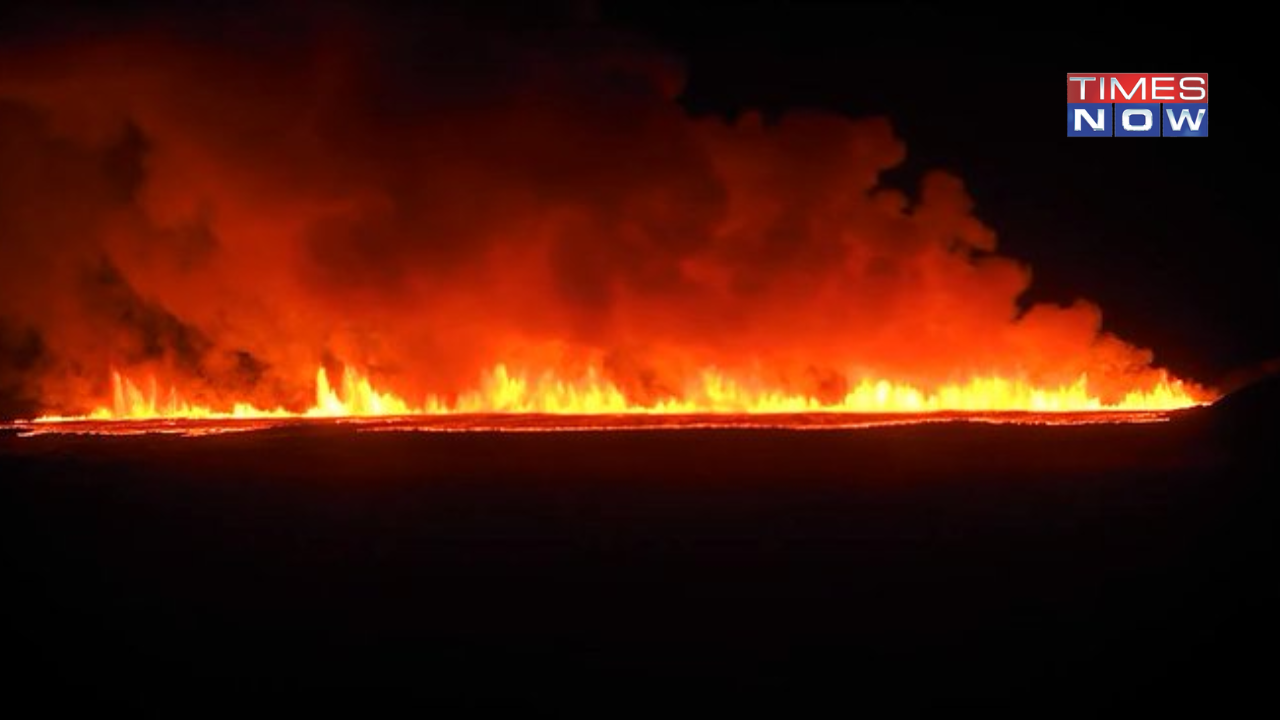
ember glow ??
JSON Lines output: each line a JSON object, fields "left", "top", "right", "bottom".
{"left": 0, "top": 7, "right": 1217, "bottom": 428}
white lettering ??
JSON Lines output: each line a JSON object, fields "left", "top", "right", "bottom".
{"left": 1164, "top": 108, "right": 1205, "bottom": 132}
{"left": 1179, "top": 77, "right": 1206, "bottom": 101}
{"left": 1068, "top": 76, "right": 1095, "bottom": 100}
{"left": 1112, "top": 76, "right": 1145, "bottom": 100}
{"left": 1122, "top": 109, "right": 1152, "bottom": 131}
{"left": 1075, "top": 108, "right": 1105, "bottom": 131}
{"left": 1151, "top": 77, "right": 1175, "bottom": 100}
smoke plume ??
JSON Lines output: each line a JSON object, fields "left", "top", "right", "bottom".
{"left": 0, "top": 3, "right": 1193, "bottom": 417}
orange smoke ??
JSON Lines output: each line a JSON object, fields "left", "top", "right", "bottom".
{"left": 0, "top": 6, "right": 1215, "bottom": 421}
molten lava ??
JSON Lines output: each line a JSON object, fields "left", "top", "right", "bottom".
{"left": 28, "top": 364, "right": 1210, "bottom": 424}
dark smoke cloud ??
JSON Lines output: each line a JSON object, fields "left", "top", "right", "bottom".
{"left": 0, "top": 2, "right": 1187, "bottom": 416}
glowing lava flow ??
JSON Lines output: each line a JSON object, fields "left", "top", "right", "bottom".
{"left": 26, "top": 364, "right": 1212, "bottom": 424}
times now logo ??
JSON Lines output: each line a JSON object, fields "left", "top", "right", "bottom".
{"left": 1067, "top": 73, "right": 1208, "bottom": 137}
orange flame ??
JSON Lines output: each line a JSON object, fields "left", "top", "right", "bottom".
{"left": 30, "top": 364, "right": 1213, "bottom": 423}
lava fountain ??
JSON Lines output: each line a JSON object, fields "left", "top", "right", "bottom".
{"left": 0, "top": 10, "right": 1217, "bottom": 435}
{"left": 7, "top": 363, "right": 1212, "bottom": 436}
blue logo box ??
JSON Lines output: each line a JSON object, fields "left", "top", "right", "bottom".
{"left": 1068, "top": 103, "right": 1208, "bottom": 137}
{"left": 1067, "top": 103, "right": 1112, "bottom": 136}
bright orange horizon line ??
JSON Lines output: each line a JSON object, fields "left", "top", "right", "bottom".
{"left": 18, "top": 363, "right": 1218, "bottom": 423}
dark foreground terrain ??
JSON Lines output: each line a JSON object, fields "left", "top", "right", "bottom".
{"left": 2, "top": 395, "right": 1275, "bottom": 715}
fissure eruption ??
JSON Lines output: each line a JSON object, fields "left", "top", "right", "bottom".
{"left": 0, "top": 5, "right": 1215, "bottom": 428}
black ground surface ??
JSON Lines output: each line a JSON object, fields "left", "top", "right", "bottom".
{"left": 2, "top": 392, "right": 1275, "bottom": 716}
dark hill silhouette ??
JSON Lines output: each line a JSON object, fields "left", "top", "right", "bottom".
{"left": 1207, "top": 368, "right": 1280, "bottom": 429}
{"left": 1180, "top": 365, "right": 1280, "bottom": 462}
